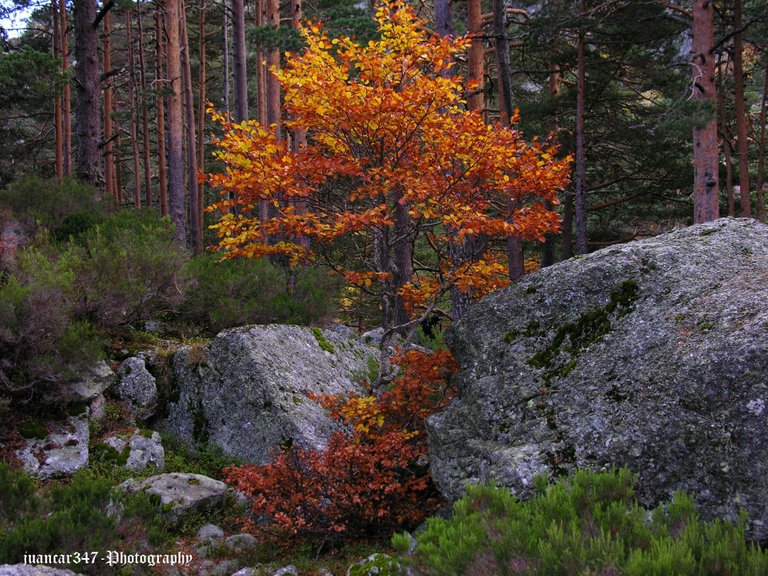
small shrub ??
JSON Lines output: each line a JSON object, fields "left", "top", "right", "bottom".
{"left": 224, "top": 349, "right": 457, "bottom": 546}
{"left": 178, "top": 253, "right": 340, "bottom": 333}
{"left": 0, "top": 247, "right": 102, "bottom": 403}
{"left": 0, "top": 461, "right": 38, "bottom": 525}
{"left": 67, "top": 209, "right": 186, "bottom": 327}
{"left": 0, "top": 176, "right": 110, "bottom": 234}
{"left": 404, "top": 468, "right": 768, "bottom": 576}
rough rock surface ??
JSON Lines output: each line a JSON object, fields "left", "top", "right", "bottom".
{"left": 116, "top": 357, "right": 158, "bottom": 420}
{"left": 66, "top": 360, "right": 115, "bottom": 402}
{"left": 428, "top": 219, "right": 768, "bottom": 539}
{"left": 118, "top": 473, "right": 229, "bottom": 525}
{"left": 159, "top": 325, "right": 375, "bottom": 463}
{"left": 0, "top": 567, "right": 79, "bottom": 576}
{"left": 104, "top": 429, "right": 165, "bottom": 471}
{"left": 16, "top": 414, "right": 89, "bottom": 478}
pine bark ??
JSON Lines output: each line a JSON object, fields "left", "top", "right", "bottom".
{"left": 137, "top": 3, "right": 153, "bottom": 208}
{"left": 198, "top": 0, "right": 207, "bottom": 234}
{"left": 574, "top": 0, "right": 588, "bottom": 254}
{"left": 60, "top": 0, "right": 72, "bottom": 176}
{"left": 266, "top": 0, "right": 281, "bottom": 130}
{"left": 126, "top": 10, "right": 142, "bottom": 207}
{"left": 74, "top": 0, "right": 102, "bottom": 191}
{"left": 718, "top": 62, "right": 735, "bottom": 216}
{"left": 165, "top": 0, "right": 187, "bottom": 244}
{"left": 53, "top": 0, "right": 63, "bottom": 179}
{"left": 467, "top": 0, "right": 484, "bottom": 116}
{"left": 180, "top": 0, "right": 202, "bottom": 252}
{"left": 757, "top": 60, "right": 768, "bottom": 221}
{"left": 102, "top": 10, "right": 115, "bottom": 199}
{"left": 691, "top": 0, "right": 720, "bottom": 223}
{"left": 733, "top": 0, "right": 750, "bottom": 217}
{"left": 156, "top": 7, "right": 169, "bottom": 216}
{"left": 232, "top": 0, "right": 248, "bottom": 121}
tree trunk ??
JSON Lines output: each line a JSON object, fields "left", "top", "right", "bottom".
{"left": 757, "top": 60, "right": 768, "bottom": 221}
{"left": 493, "top": 0, "right": 524, "bottom": 280}
{"left": 718, "top": 61, "right": 734, "bottom": 216}
{"left": 542, "top": 62, "right": 561, "bottom": 267}
{"left": 102, "top": 10, "right": 115, "bottom": 199}
{"left": 266, "top": 0, "right": 281, "bottom": 130}
{"left": 165, "top": 0, "right": 187, "bottom": 244}
{"left": 223, "top": 0, "right": 231, "bottom": 115}
{"left": 692, "top": 0, "right": 719, "bottom": 223}
{"left": 435, "top": 0, "right": 452, "bottom": 37}
{"left": 137, "top": 3, "right": 153, "bottom": 208}
{"left": 180, "top": 0, "right": 202, "bottom": 252}
{"left": 198, "top": 0, "right": 207, "bottom": 234}
{"left": 733, "top": 0, "right": 750, "bottom": 217}
{"left": 467, "top": 0, "right": 484, "bottom": 115}
{"left": 53, "top": 0, "right": 63, "bottom": 179}
{"left": 156, "top": 7, "right": 169, "bottom": 216}
{"left": 291, "top": 0, "right": 308, "bottom": 248}
{"left": 232, "top": 0, "right": 248, "bottom": 122}
{"left": 574, "top": 0, "right": 588, "bottom": 254}
{"left": 74, "top": 0, "right": 102, "bottom": 191}
{"left": 60, "top": 0, "right": 72, "bottom": 176}
{"left": 126, "top": 10, "right": 142, "bottom": 207}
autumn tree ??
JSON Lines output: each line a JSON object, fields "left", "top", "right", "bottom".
{"left": 208, "top": 4, "right": 568, "bottom": 379}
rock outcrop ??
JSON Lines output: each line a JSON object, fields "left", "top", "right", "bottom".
{"left": 116, "top": 356, "right": 158, "bottom": 420}
{"left": 159, "top": 325, "right": 376, "bottom": 463}
{"left": 118, "top": 473, "right": 230, "bottom": 526}
{"left": 428, "top": 219, "right": 768, "bottom": 539}
{"left": 16, "top": 414, "right": 89, "bottom": 478}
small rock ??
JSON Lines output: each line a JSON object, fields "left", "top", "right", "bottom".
{"left": 67, "top": 360, "right": 115, "bottom": 402}
{"left": 89, "top": 393, "right": 107, "bottom": 422}
{"left": 125, "top": 430, "right": 164, "bottom": 471}
{"left": 116, "top": 357, "right": 158, "bottom": 420}
{"left": 117, "top": 473, "right": 229, "bottom": 526}
{"left": 224, "top": 533, "right": 258, "bottom": 553}
{"left": 196, "top": 523, "right": 225, "bottom": 543}
{"left": 273, "top": 566, "right": 299, "bottom": 576}
{"left": 16, "top": 414, "right": 89, "bottom": 478}
{"left": 230, "top": 569, "right": 256, "bottom": 576}
{"left": 347, "top": 554, "right": 401, "bottom": 576}
{"left": 208, "top": 561, "right": 243, "bottom": 576}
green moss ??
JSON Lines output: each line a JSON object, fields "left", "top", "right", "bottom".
{"left": 528, "top": 280, "right": 640, "bottom": 385}
{"left": 19, "top": 420, "right": 47, "bottom": 439}
{"left": 526, "top": 285, "right": 539, "bottom": 294}
{"left": 504, "top": 330, "right": 519, "bottom": 343}
{"left": 698, "top": 320, "right": 716, "bottom": 332}
{"left": 139, "top": 428, "right": 154, "bottom": 439}
{"left": 90, "top": 442, "right": 129, "bottom": 466}
{"left": 191, "top": 396, "right": 210, "bottom": 445}
{"left": 311, "top": 326, "right": 336, "bottom": 354}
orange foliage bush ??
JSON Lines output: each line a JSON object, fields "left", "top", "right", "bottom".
{"left": 223, "top": 349, "right": 458, "bottom": 544}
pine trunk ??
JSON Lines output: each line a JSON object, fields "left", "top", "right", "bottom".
{"left": 137, "top": 3, "right": 153, "bottom": 208}
{"left": 53, "top": 0, "right": 63, "bottom": 179}
{"left": 691, "top": 0, "right": 719, "bottom": 223}
{"left": 467, "top": 0, "right": 484, "bottom": 116}
{"left": 156, "top": 7, "right": 169, "bottom": 216}
{"left": 74, "top": 0, "right": 102, "bottom": 191}
{"left": 574, "top": 1, "right": 588, "bottom": 254}
{"left": 198, "top": 0, "right": 207, "bottom": 233}
{"left": 126, "top": 10, "right": 142, "bottom": 207}
{"left": 103, "top": 10, "right": 115, "bottom": 199}
{"left": 60, "top": 0, "right": 72, "bottom": 176}
{"left": 718, "top": 63, "right": 735, "bottom": 217}
{"left": 165, "top": 0, "right": 187, "bottom": 244}
{"left": 733, "top": 0, "right": 750, "bottom": 217}
{"left": 232, "top": 0, "right": 248, "bottom": 122}
{"left": 757, "top": 60, "right": 768, "bottom": 221}
{"left": 180, "top": 0, "right": 202, "bottom": 252}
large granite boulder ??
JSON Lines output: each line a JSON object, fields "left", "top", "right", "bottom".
{"left": 428, "top": 218, "right": 768, "bottom": 539}
{"left": 159, "top": 325, "right": 376, "bottom": 463}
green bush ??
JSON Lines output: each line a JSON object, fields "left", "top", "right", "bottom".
{"left": 178, "top": 253, "right": 340, "bottom": 333}
{"left": 0, "top": 176, "right": 110, "bottom": 235}
{"left": 0, "top": 247, "right": 102, "bottom": 402}
{"left": 0, "top": 461, "right": 38, "bottom": 526}
{"left": 0, "top": 467, "right": 171, "bottom": 573}
{"left": 401, "top": 469, "right": 768, "bottom": 576}
{"left": 67, "top": 209, "right": 187, "bottom": 327}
